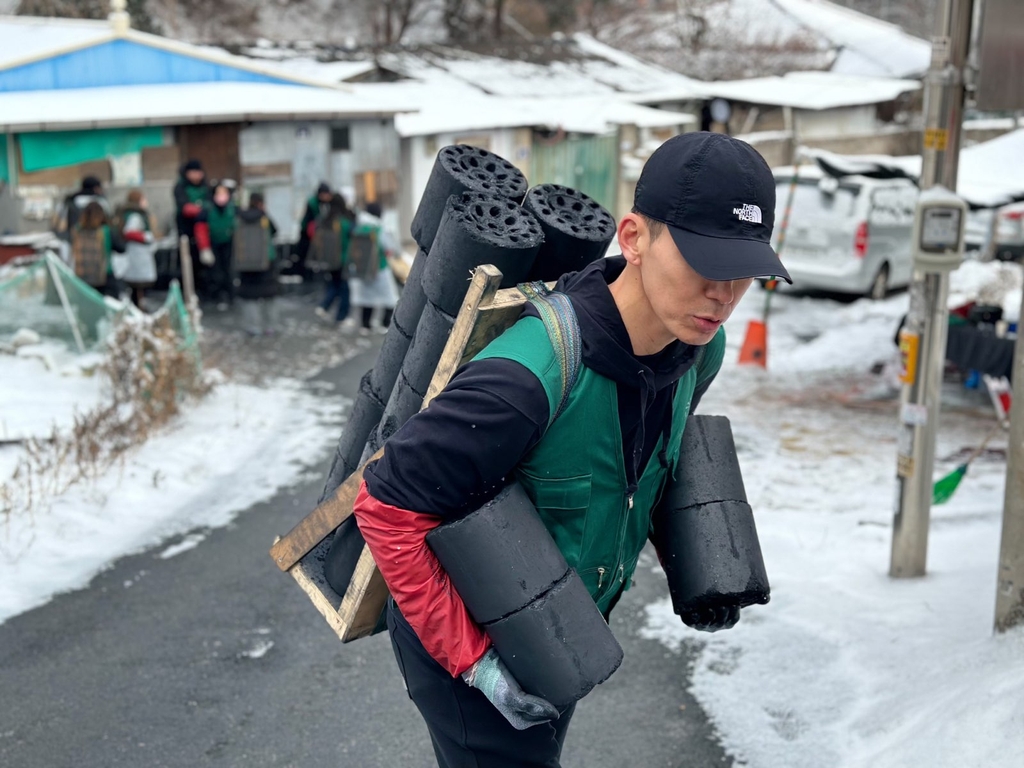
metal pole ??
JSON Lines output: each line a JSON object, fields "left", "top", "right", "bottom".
{"left": 995, "top": 254, "right": 1024, "bottom": 631}
{"left": 890, "top": 0, "right": 973, "bottom": 578}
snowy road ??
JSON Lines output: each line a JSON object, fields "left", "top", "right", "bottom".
{"left": 0, "top": 295, "right": 728, "bottom": 768}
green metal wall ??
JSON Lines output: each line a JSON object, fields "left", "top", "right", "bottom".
{"left": 530, "top": 133, "right": 618, "bottom": 212}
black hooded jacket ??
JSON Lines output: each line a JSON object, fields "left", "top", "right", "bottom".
{"left": 365, "top": 256, "right": 717, "bottom": 519}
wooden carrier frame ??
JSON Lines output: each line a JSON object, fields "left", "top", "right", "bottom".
{"left": 269, "top": 265, "right": 535, "bottom": 641}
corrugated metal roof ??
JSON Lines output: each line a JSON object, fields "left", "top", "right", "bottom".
{"left": 0, "top": 81, "right": 410, "bottom": 132}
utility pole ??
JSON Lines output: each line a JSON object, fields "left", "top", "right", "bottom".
{"left": 890, "top": 0, "right": 973, "bottom": 578}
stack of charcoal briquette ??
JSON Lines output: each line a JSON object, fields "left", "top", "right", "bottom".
{"left": 319, "top": 144, "right": 617, "bottom": 623}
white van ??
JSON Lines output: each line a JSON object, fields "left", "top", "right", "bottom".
{"left": 771, "top": 166, "right": 918, "bottom": 300}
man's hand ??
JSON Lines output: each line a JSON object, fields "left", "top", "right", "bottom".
{"left": 682, "top": 604, "right": 740, "bottom": 632}
{"left": 199, "top": 248, "right": 215, "bottom": 267}
{"left": 462, "top": 648, "right": 559, "bottom": 730}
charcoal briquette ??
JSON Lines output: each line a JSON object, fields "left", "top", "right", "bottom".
{"left": 422, "top": 192, "right": 544, "bottom": 316}
{"left": 401, "top": 301, "right": 455, "bottom": 397}
{"left": 650, "top": 499, "right": 770, "bottom": 616}
{"left": 522, "top": 184, "right": 617, "bottom": 282}
{"left": 485, "top": 570, "right": 624, "bottom": 709}
{"left": 668, "top": 416, "right": 748, "bottom": 509}
{"left": 392, "top": 249, "right": 429, "bottom": 337}
{"left": 411, "top": 145, "right": 529, "bottom": 252}
{"left": 319, "top": 371, "right": 384, "bottom": 502}
{"left": 323, "top": 515, "right": 367, "bottom": 597}
{"left": 370, "top": 320, "right": 413, "bottom": 403}
{"left": 426, "top": 482, "right": 569, "bottom": 625}
{"left": 378, "top": 371, "right": 425, "bottom": 444}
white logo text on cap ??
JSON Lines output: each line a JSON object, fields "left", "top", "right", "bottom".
{"left": 733, "top": 204, "right": 762, "bottom": 224}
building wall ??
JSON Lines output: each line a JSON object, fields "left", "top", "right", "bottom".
{"left": 795, "top": 105, "right": 878, "bottom": 138}
{"left": 239, "top": 119, "right": 401, "bottom": 243}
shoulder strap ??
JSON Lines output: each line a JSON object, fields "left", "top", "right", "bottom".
{"left": 518, "top": 281, "right": 582, "bottom": 424}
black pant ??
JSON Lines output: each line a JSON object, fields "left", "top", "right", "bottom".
{"left": 209, "top": 241, "right": 234, "bottom": 304}
{"left": 361, "top": 306, "right": 393, "bottom": 329}
{"left": 387, "top": 600, "right": 576, "bottom": 768}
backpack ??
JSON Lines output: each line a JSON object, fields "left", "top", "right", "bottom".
{"left": 311, "top": 214, "right": 343, "bottom": 271}
{"left": 347, "top": 224, "right": 380, "bottom": 282}
{"left": 72, "top": 226, "right": 107, "bottom": 288}
{"left": 233, "top": 215, "right": 272, "bottom": 273}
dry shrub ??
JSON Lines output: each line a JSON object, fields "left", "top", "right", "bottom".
{"left": 0, "top": 308, "right": 211, "bottom": 531}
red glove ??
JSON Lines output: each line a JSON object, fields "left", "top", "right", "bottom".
{"left": 352, "top": 481, "right": 490, "bottom": 677}
{"left": 124, "top": 230, "right": 147, "bottom": 244}
{"left": 306, "top": 221, "right": 316, "bottom": 240}
{"left": 193, "top": 222, "right": 211, "bottom": 251}
{"left": 182, "top": 203, "right": 202, "bottom": 219}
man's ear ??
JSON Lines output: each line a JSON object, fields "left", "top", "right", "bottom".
{"left": 618, "top": 213, "right": 644, "bottom": 267}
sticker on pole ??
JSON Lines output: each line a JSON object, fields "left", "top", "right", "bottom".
{"left": 900, "top": 403, "right": 928, "bottom": 426}
{"left": 898, "top": 330, "right": 920, "bottom": 385}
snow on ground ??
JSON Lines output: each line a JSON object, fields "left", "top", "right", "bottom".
{"left": 0, "top": 347, "right": 346, "bottom": 625}
{"left": 640, "top": 259, "right": 1024, "bottom": 767}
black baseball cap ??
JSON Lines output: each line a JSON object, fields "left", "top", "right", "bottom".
{"left": 634, "top": 132, "right": 791, "bottom": 283}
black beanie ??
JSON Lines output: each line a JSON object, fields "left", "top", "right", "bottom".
{"left": 184, "top": 159, "right": 203, "bottom": 173}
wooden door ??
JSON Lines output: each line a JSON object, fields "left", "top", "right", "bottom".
{"left": 178, "top": 123, "right": 241, "bottom": 183}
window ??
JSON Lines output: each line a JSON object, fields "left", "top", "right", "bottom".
{"left": 331, "top": 126, "right": 351, "bottom": 152}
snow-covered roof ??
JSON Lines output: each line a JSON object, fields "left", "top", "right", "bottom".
{"left": 384, "top": 91, "right": 694, "bottom": 138}
{"left": 250, "top": 57, "right": 380, "bottom": 84}
{"left": 0, "top": 81, "right": 407, "bottom": 132}
{"left": 592, "top": 0, "right": 929, "bottom": 81}
{"left": 774, "top": 0, "right": 931, "bottom": 79}
{"left": 0, "top": 15, "right": 112, "bottom": 69}
{"left": 371, "top": 35, "right": 702, "bottom": 101}
{"left": 696, "top": 71, "right": 920, "bottom": 110}
{"left": 0, "top": 15, "right": 342, "bottom": 90}
{"left": 798, "top": 129, "right": 1024, "bottom": 208}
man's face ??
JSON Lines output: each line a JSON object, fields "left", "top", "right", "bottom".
{"left": 319, "top": 192, "right": 332, "bottom": 204}
{"left": 186, "top": 170, "right": 204, "bottom": 185}
{"left": 627, "top": 216, "right": 753, "bottom": 347}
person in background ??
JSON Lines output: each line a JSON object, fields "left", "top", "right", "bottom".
{"left": 314, "top": 193, "right": 356, "bottom": 327}
{"left": 54, "top": 176, "right": 112, "bottom": 263}
{"left": 115, "top": 189, "right": 157, "bottom": 310}
{"left": 350, "top": 201, "right": 399, "bottom": 335}
{"left": 295, "top": 182, "right": 334, "bottom": 281}
{"left": 72, "top": 200, "right": 126, "bottom": 298}
{"left": 174, "top": 159, "right": 211, "bottom": 294}
{"left": 235, "top": 192, "right": 280, "bottom": 337}
{"left": 197, "top": 182, "right": 236, "bottom": 309}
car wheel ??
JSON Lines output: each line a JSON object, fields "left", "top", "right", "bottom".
{"left": 869, "top": 264, "right": 889, "bottom": 301}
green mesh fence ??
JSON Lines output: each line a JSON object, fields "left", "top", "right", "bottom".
{"left": 0, "top": 252, "right": 121, "bottom": 350}
{"left": 0, "top": 254, "right": 200, "bottom": 363}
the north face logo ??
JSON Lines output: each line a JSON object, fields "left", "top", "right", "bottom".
{"left": 733, "top": 204, "right": 762, "bottom": 224}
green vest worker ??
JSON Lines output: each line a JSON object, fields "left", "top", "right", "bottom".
{"left": 353, "top": 132, "right": 792, "bottom": 767}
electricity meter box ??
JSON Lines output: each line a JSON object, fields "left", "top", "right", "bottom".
{"left": 912, "top": 186, "right": 967, "bottom": 273}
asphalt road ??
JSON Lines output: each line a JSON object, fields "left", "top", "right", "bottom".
{"left": 0, "top": 295, "right": 731, "bottom": 768}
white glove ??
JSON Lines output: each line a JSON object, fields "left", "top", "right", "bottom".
{"left": 199, "top": 248, "right": 215, "bottom": 267}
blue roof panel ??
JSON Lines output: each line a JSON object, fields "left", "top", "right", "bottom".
{"left": 0, "top": 39, "right": 294, "bottom": 92}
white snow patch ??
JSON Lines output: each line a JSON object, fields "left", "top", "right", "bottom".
{"left": 0, "top": 372, "right": 344, "bottom": 625}
{"left": 239, "top": 639, "right": 275, "bottom": 660}
{"left": 158, "top": 532, "right": 209, "bottom": 560}
{"left": 640, "top": 271, "right": 1023, "bottom": 767}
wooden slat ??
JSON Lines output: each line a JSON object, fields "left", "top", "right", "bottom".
{"left": 269, "top": 447, "right": 383, "bottom": 571}
{"left": 423, "top": 265, "right": 504, "bottom": 406}
{"left": 338, "top": 545, "right": 391, "bottom": 641}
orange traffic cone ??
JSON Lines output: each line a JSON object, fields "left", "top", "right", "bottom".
{"left": 738, "top": 319, "right": 767, "bottom": 367}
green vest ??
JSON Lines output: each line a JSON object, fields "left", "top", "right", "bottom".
{"left": 475, "top": 316, "right": 725, "bottom": 614}
{"left": 206, "top": 202, "right": 236, "bottom": 245}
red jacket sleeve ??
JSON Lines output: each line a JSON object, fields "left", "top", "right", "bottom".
{"left": 352, "top": 481, "right": 490, "bottom": 677}
{"left": 193, "top": 221, "right": 211, "bottom": 251}
{"left": 182, "top": 202, "right": 202, "bottom": 219}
